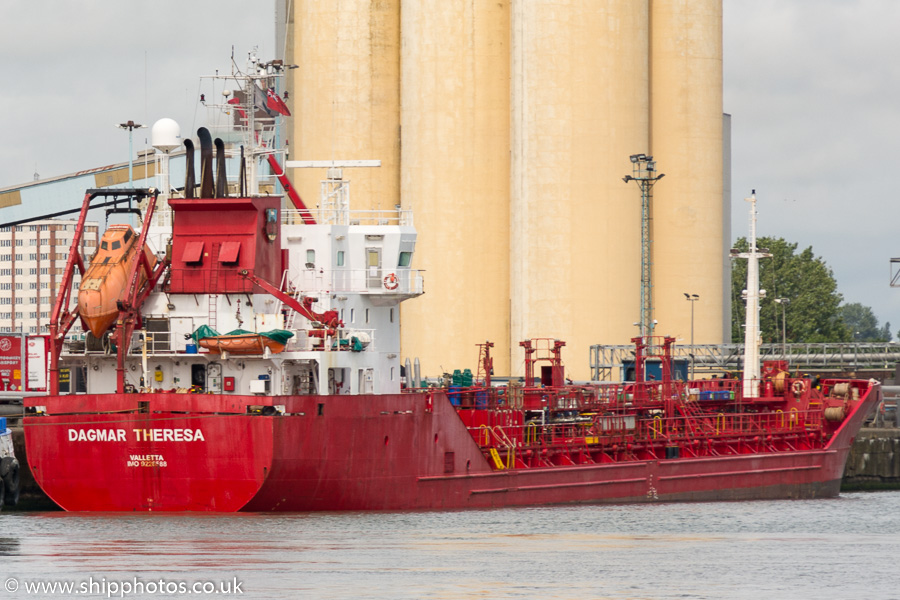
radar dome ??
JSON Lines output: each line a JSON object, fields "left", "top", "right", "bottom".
{"left": 151, "top": 118, "right": 182, "bottom": 152}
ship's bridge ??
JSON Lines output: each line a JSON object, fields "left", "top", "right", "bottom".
{"left": 280, "top": 207, "right": 424, "bottom": 305}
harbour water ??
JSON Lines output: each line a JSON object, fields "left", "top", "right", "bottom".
{"left": 2, "top": 491, "right": 900, "bottom": 599}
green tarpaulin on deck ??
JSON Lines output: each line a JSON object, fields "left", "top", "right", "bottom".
{"left": 189, "top": 325, "right": 220, "bottom": 344}
{"left": 190, "top": 326, "right": 294, "bottom": 345}
{"left": 257, "top": 329, "right": 294, "bottom": 344}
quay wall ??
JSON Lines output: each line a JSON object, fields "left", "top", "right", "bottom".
{"left": 843, "top": 427, "right": 900, "bottom": 491}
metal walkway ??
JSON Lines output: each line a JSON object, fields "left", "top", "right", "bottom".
{"left": 590, "top": 342, "right": 900, "bottom": 381}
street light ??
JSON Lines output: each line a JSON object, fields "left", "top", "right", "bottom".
{"left": 116, "top": 120, "right": 146, "bottom": 188}
{"left": 774, "top": 298, "right": 790, "bottom": 357}
{"left": 684, "top": 293, "right": 699, "bottom": 379}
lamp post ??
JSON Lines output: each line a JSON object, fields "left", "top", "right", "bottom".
{"left": 774, "top": 298, "right": 790, "bottom": 357}
{"left": 116, "top": 120, "right": 146, "bottom": 188}
{"left": 684, "top": 293, "right": 699, "bottom": 379}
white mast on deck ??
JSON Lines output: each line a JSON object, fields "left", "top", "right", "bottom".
{"left": 733, "top": 190, "right": 771, "bottom": 398}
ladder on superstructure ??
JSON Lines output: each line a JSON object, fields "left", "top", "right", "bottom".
{"left": 279, "top": 270, "right": 305, "bottom": 332}
{"left": 208, "top": 244, "right": 219, "bottom": 330}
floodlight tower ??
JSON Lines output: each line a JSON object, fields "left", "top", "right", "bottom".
{"left": 623, "top": 154, "right": 665, "bottom": 339}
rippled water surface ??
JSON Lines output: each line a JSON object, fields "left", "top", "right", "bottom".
{"left": 2, "top": 491, "right": 900, "bottom": 599}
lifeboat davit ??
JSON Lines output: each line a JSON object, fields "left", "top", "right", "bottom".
{"left": 77, "top": 225, "right": 156, "bottom": 338}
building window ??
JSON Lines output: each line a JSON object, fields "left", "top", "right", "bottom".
{"left": 15, "top": 298, "right": 23, "bottom": 305}
{"left": 28, "top": 254, "right": 36, "bottom": 261}
{"left": 29, "top": 283, "right": 36, "bottom": 290}
{"left": 14, "top": 283, "right": 22, "bottom": 290}
{"left": 14, "top": 269, "right": 22, "bottom": 275}
{"left": 40, "top": 253, "right": 48, "bottom": 260}
{"left": 15, "top": 239, "right": 23, "bottom": 246}
{"left": 0, "top": 241, "right": 10, "bottom": 247}
{"left": 0, "top": 299, "right": 10, "bottom": 305}
{"left": 0, "top": 284, "right": 8, "bottom": 291}
{"left": 28, "top": 225, "right": 37, "bottom": 232}
{"left": 14, "top": 312, "right": 22, "bottom": 319}
{"left": 28, "top": 268, "right": 36, "bottom": 275}
{"left": 0, "top": 269, "right": 10, "bottom": 276}
{"left": 29, "top": 239, "right": 36, "bottom": 246}
{"left": 40, "top": 268, "right": 48, "bottom": 275}
{"left": 14, "top": 254, "right": 22, "bottom": 261}
{"left": 28, "top": 312, "right": 36, "bottom": 319}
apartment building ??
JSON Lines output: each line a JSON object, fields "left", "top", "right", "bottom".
{"left": 0, "top": 220, "right": 99, "bottom": 334}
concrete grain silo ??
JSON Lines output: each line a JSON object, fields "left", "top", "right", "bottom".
{"left": 399, "top": 0, "right": 512, "bottom": 376}
{"left": 283, "top": 0, "right": 727, "bottom": 381}
{"left": 286, "top": 0, "right": 401, "bottom": 212}
{"left": 649, "top": 0, "right": 725, "bottom": 348}
{"left": 509, "top": 0, "right": 650, "bottom": 378}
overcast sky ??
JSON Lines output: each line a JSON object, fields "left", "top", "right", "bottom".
{"left": 0, "top": 1, "right": 275, "bottom": 183}
{"left": 724, "top": 0, "right": 900, "bottom": 333}
{"left": 1, "top": 1, "right": 897, "bottom": 334}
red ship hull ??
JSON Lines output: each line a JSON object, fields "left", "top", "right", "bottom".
{"left": 24, "top": 385, "right": 875, "bottom": 512}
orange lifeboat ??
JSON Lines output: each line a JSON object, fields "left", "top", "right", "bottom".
{"left": 77, "top": 225, "right": 157, "bottom": 338}
{"left": 197, "top": 333, "right": 288, "bottom": 355}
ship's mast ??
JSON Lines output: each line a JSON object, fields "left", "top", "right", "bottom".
{"left": 734, "top": 190, "right": 771, "bottom": 398}
{"left": 198, "top": 49, "right": 290, "bottom": 195}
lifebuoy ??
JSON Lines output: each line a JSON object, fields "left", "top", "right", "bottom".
{"left": 383, "top": 273, "right": 399, "bottom": 290}
{"left": 792, "top": 380, "right": 806, "bottom": 396}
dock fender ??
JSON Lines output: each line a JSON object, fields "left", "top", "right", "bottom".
{"left": 0, "top": 456, "right": 15, "bottom": 479}
{"left": 2, "top": 459, "right": 19, "bottom": 506}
